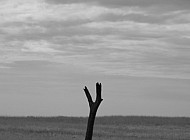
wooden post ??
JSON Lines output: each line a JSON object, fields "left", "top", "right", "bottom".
{"left": 84, "top": 82, "right": 103, "bottom": 140}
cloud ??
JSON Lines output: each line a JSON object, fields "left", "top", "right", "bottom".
{"left": 82, "top": 20, "right": 190, "bottom": 34}
{"left": 21, "top": 40, "right": 60, "bottom": 53}
{"left": 0, "top": 0, "right": 143, "bottom": 24}
{"left": 0, "top": 0, "right": 190, "bottom": 79}
{"left": 45, "top": 0, "right": 190, "bottom": 9}
{"left": 0, "top": 24, "right": 47, "bottom": 35}
{"left": 0, "top": 65, "right": 10, "bottom": 69}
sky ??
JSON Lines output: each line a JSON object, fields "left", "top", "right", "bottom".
{"left": 0, "top": 0, "right": 190, "bottom": 117}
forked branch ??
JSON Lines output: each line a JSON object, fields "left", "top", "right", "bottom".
{"left": 96, "top": 83, "right": 103, "bottom": 101}
{"left": 84, "top": 82, "right": 103, "bottom": 140}
{"left": 84, "top": 86, "right": 93, "bottom": 107}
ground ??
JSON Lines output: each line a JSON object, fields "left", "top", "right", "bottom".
{"left": 0, "top": 116, "right": 190, "bottom": 140}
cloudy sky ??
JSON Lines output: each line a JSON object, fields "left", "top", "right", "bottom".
{"left": 0, "top": 0, "right": 190, "bottom": 117}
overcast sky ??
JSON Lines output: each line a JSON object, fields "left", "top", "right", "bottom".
{"left": 0, "top": 0, "right": 190, "bottom": 117}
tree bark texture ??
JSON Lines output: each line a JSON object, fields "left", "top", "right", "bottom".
{"left": 84, "top": 82, "right": 103, "bottom": 140}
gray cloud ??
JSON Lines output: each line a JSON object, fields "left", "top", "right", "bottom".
{"left": 45, "top": 0, "right": 190, "bottom": 11}
{"left": 0, "top": 0, "right": 190, "bottom": 79}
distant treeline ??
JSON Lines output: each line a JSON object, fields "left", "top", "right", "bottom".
{"left": 0, "top": 116, "right": 190, "bottom": 126}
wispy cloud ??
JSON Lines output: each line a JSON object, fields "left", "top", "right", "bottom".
{"left": 21, "top": 40, "right": 60, "bottom": 53}
{"left": 0, "top": 0, "right": 190, "bottom": 79}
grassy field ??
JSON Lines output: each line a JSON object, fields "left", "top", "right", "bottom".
{"left": 0, "top": 116, "right": 190, "bottom": 140}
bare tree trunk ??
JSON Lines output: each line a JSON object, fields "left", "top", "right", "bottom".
{"left": 84, "top": 82, "right": 103, "bottom": 140}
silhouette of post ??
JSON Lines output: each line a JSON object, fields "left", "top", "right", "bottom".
{"left": 84, "top": 82, "right": 103, "bottom": 140}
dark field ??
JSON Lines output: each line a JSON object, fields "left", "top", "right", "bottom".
{"left": 0, "top": 116, "right": 190, "bottom": 140}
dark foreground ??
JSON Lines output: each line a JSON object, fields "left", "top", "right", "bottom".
{"left": 0, "top": 116, "right": 190, "bottom": 140}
